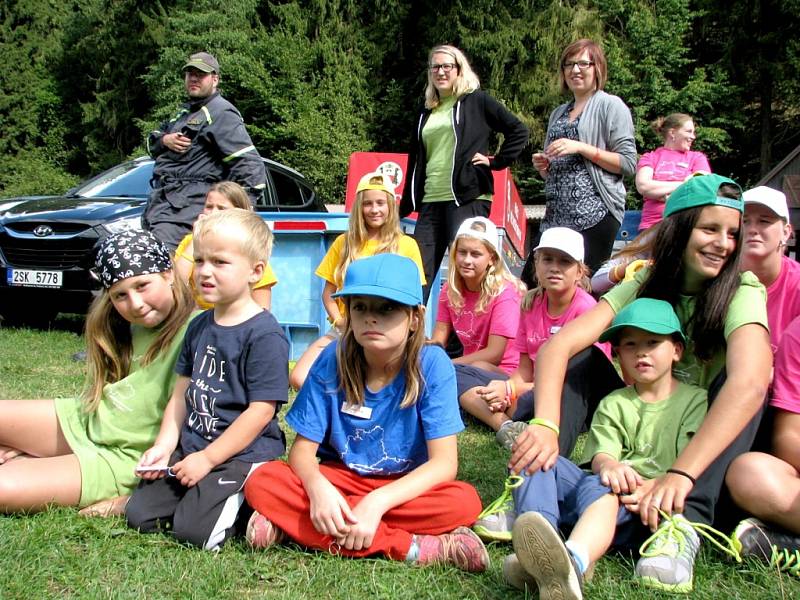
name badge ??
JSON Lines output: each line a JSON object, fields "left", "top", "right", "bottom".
{"left": 549, "top": 325, "right": 562, "bottom": 335}
{"left": 677, "top": 162, "right": 689, "bottom": 168}
{"left": 341, "top": 402, "right": 373, "bottom": 419}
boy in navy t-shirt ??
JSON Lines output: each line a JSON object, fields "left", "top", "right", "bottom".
{"left": 126, "top": 209, "right": 288, "bottom": 550}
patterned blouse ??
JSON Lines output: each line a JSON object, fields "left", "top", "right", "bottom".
{"left": 541, "top": 105, "right": 607, "bottom": 232}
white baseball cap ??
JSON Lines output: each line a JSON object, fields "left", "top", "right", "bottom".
{"left": 743, "top": 186, "right": 789, "bottom": 221}
{"left": 534, "top": 227, "right": 585, "bottom": 262}
{"left": 455, "top": 217, "right": 500, "bottom": 256}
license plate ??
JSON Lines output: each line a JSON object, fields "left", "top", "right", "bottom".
{"left": 7, "top": 268, "right": 63, "bottom": 288}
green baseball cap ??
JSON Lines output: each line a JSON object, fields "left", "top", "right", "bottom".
{"left": 599, "top": 298, "right": 686, "bottom": 345}
{"left": 663, "top": 174, "right": 743, "bottom": 218}
{"left": 183, "top": 52, "right": 219, "bottom": 74}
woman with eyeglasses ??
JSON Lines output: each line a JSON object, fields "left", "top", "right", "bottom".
{"left": 401, "top": 44, "right": 529, "bottom": 302}
{"left": 530, "top": 39, "right": 637, "bottom": 274}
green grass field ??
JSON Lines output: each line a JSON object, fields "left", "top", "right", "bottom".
{"left": 0, "top": 319, "right": 797, "bottom": 599}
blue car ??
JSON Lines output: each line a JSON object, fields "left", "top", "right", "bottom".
{"left": 0, "top": 156, "right": 322, "bottom": 326}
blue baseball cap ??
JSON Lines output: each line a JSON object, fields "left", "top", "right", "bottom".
{"left": 599, "top": 298, "right": 686, "bottom": 345}
{"left": 332, "top": 254, "right": 423, "bottom": 306}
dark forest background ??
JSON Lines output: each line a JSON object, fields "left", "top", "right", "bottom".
{"left": 2, "top": 0, "right": 798, "bottom": 206}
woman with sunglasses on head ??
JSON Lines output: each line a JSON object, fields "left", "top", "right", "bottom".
{"left": 401, "top": 44, "right": 529, "bottom": 302}
{"left": 529, "top": 39, "right": 637, "bottom": 274}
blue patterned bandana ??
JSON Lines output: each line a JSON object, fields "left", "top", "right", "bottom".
{"left": 95, "top": 230, "right": 172, "bottom": 289}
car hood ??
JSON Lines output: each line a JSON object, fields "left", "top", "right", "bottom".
{"left": 0, "top": 195, "right": 146, "bottom": 222}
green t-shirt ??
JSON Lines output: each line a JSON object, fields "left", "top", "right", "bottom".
{"left": 55, "top": 315, "right": 195, "bottom": 506}
{"left": 602, "top": 269, "right": 768, "bottom": 388}
{"left": 581, "top": 382, "right": 708, "bottom": 479}
{"left": 422, "top": 95, "right": 457, "bottom": 203}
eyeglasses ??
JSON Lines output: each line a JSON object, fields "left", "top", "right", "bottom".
{"left": 562, "top": 60, "right": 594, "bottom": 71}
{"left": 429, "top": 63, "right": 457, "bottom": 73}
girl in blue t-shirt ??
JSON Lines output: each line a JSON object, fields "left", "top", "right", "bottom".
{"left": 244, "top": 253, "right": 488, "bottom": 572}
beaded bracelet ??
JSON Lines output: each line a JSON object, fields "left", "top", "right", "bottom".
{"left": 528, "top": 417, "right": 560, "bottom": 437}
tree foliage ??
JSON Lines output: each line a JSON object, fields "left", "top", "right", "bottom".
{"left": 1, "top": 0, "right": 798, "bottom": 204}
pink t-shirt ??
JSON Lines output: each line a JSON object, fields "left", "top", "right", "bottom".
{"left": 770, "top": 314, "right": 800, "bottom": 413}
{"left": 765, "top": 256, "right": 800, "bottom": 352}
{"left": 513, "top": 287, "right": 611, "bottom": 361}
{"left": 637, "top": 147, "right": 711, "bottom": 230}
{"left": 437, "top": 280, "right": 521, "bottom": 373}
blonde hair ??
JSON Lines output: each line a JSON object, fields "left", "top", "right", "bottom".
{"left": 447, "top": 235, "right": 526, "bottom": 313}
{"left": 337, "top": 302, "right": 427, "bottom": 409}
{"left": 333, "top": 181, "right": 402, "bottom": 288}
{"left": 82, "top": 270, "right": 194, "bottom": 412}
{"left": 208, "top": 181, "right": 252, "bottom": 210}
{"left": 194, "top": 208, "right": 273, "bottom": 264}
{"left": 521, "top": 250, "right": 591, "bottom": 311}
{"left": 424, "top": 45, "right": 481, "bottom": 110}
{"left": 651, "top": 113, "right": 693, "bottom": 141}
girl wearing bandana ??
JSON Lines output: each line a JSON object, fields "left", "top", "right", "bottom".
{"left": 0, "top": 230, "right": 196, "bottom": 515}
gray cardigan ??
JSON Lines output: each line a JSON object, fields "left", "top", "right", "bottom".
{"left": 546, "top": 90, "right": 637, "bottom": 223}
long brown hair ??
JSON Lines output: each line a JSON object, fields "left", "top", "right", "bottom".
{"left": 637, "top": 184, "right": 743, "bottom": 361}
{"left": 82, "top": 270, "right": 194, "bottom": 412}
{"left": 336, "top": 301, "right": 426, "bottom": 409}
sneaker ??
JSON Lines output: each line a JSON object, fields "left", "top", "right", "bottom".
{"left": 733, "top": 518, "right": 800, "bottom": 577}
{"left": 512, "top": 512, "right": 583, "bottom": 600}
{"left": 246, "top": 511, "right": 285, "bottom": 549}
{"left": 473, "top": 475, "right": 523, "bottom": 542}
{"left": 502, "top": 553, "right": 538, "bottom": 592}
{"left": 496, "top": 420, "right": 528, "bottom": 452}
{"left": 416, "top": 526, "right": 490, "bottom": 572}
{"left": 635, "top": 512, "right": 742, "bottom": 593}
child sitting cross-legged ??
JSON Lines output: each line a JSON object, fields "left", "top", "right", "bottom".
{"left": 244, "top": 254, "right": 488, "bottom": 572}
{"left": 498, "top": 298, "right": 737, "bottom": 598}
{"left": 125, "top": 209, "right": 288, "bottom": 550}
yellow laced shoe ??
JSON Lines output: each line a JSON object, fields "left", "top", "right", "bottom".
{"left": 473, "top": 475, "right": 523, "bottom": 542}
{"left": 636, "top": 511, "right": 741, "bottom": 594}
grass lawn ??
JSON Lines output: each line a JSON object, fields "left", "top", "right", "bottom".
{"left": 0, "top": 318, "right": 797, "bottom": 599}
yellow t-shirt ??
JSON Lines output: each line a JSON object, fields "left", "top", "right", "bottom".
{"left": 175, "top": 233, "right": 278, "bottom": 310}
{"left": 315, "top": 234, "right": 426, "bottom": 315}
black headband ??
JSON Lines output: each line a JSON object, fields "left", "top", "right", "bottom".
{"left": 95, "top": 230, "right": 172, "bottom": 289}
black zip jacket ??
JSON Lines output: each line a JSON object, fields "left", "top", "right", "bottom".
{"left": 400, "top": 89, "right": 529, "bottom": 217}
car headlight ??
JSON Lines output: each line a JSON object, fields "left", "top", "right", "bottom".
{"left": 103, "top": 216, "right": 143, "bottom": 235}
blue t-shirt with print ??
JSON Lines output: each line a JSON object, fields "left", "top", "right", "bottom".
{"left": 287, "top": 342, "right": 463, "bottom": 476}
{"left": 176, "top": 309, "right": 288, "bottom": 463}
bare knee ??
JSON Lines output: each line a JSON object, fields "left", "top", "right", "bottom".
{"left": 727, "top": 452, "right": 788, "bottom": 509}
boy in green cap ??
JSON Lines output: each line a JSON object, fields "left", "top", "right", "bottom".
{"left": 503, "top": 298, "right": 709, "bottom": 598}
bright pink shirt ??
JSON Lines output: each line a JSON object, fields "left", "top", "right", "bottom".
{"left": 771, "top": 314, "right": 800, "bottom": 413}
{"left": 513, "top": 287, "right": 611, "bottom": 362}
{"left": 437, "top": 280, "right": 521, "bottom": 373}
{"left": 765, "top": 256, "right": 800, "bottom": 352}
{"left": 637, "top": 147, "right": 711, "bottom": 230}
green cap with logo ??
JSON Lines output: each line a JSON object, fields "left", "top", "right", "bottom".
{"left": 599, "top": 298, "right": 686, "bottom": 345}
{"left": 183, "top": 52, "right": 219, "bottom": 74}
{"left": 663, "top": 173, "right": 743, "bottom": 218}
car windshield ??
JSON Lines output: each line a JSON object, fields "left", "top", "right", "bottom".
{"left": 72, "top": 161, "right": 154, "bottom": 198}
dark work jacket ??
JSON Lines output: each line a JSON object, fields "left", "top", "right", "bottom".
{"left": 400, "top": 89, "right": 529, "bottom": 217}
{"left": 145, "top": 92, "right": 266, "bottom": 216}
